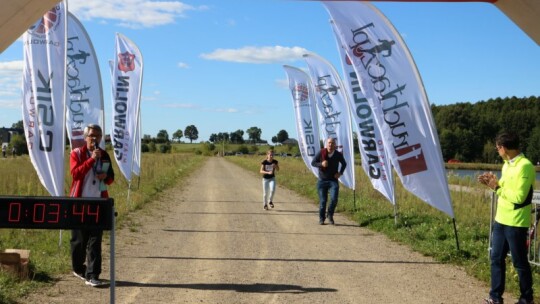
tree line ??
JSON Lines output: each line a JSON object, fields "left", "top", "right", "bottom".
{"left": 432, "top": 95, "right": 540, "bottom": 164}
{"left": 3, "top": 96, "right": 539, "bottom": 162}
{"left": 142, "top": 126, "right": 290, "bottom": 146}
{"left": 207, "top": 128, "right": 289, "bottom": 145}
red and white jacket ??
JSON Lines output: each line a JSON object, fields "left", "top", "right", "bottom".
{"left": 69, "top": 145, "right": 114, "bottom": 198}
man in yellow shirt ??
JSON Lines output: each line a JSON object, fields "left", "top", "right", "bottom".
{"left": 479, "top": 132, "right": 535, "bottom": 304}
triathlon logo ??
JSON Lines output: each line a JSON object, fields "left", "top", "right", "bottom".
{"left": 293, "top": 83, "right": 309, "bottom": 104}
{"left": 118, "top": 51, "right": 136, "bottom": 72}
{"left": 316, "top": 82, "right": 340, "bottom": 96}
{"left": 395, "top": 143, "right": 427, "bottom": 176}
{"left": 352, "top": 38, "right": 395, "bottom": 59}
{"left": 345, "top": 54, "right": 353, "bottom": 66}
{"left": 27, "top": 5, "right": 62, "bottom": 38}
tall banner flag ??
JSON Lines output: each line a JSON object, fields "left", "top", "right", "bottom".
{"left": 22, "top": 1, "right": 67, "bottom": 197}
{"left": 283, "top": 65, "right": 321, "bottom": 178}
{"left": 324, "top": 2, "right": 454, "bottom": 217}
{"left": 111, "top": 33, "right": 143, "bottom": 182}
{"left": 66, "top": 12, "right": 104, "bottom": 149}
{"left": 331, "top": 22, "right": 395, "bottom": 205}
{"left": 132, "top": 114, "right": 141, "bottom": 176}
{"left": 109, "top": 59, "right": 141, "bottom": 177}
{"left": 304, "top": 53, "right": 356, "bottom": 190}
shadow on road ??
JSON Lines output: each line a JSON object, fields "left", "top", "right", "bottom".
{"left": 114, "top": 281, "right": 338, "bottom": 294}
{"left": 162, "top": 228, "right": 375, "bottom": 237}
{"left": 181, "top": 200, "right": 312, "bottom": 204}
{"left": 176, "top": 211, "right": 317, "bottom": 216}
{"left": 135, "top": 255, "right": 441, "bottom": 265}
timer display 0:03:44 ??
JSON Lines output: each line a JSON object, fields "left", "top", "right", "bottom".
{"left": 0, "top": 196, "right": 114, "bottom": 230}
{"left": 7, "top": 202, "right": 100, "bottom": 224}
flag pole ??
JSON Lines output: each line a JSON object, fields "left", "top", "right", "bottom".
{"left": 127, "top": 181, "right": 132, "bottom": 208}
{"left": 353, "top": 189, "right": 356, "bottom": 212}
{"left": 392, "top": 173, "right": 398, "bottom": 225}
{"left": 59, "top": 0, "right": 69, "bottom": 246}
{"left": 393, "top": 193, "right": 398, "bottom": 226}
{"left": 452, "top": 217, "right": 460, "bottom": 251}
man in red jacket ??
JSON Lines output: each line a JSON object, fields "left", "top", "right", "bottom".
{"left": 69, "top": 124, "right": 114, "bottom": 287}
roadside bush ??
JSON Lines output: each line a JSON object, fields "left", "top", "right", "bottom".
{"left": 159, "top": 142, "right": 171, "bottom": 153}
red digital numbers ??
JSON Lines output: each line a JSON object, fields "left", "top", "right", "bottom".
{"left": 72, "top": 204, "right": 85, "bottom": 223}
{"left": 0, "top": 198, "right": 111, "bottom": 230}
{"left": 71, "top": 204, "right": 99, "bottom": 223}
{"left": 33, "top": 203, "right": 46, "bottom": 223}
{"left": 87, "top": 205, "right": 100, "bottom": 223}
{"left": 48, "top": 203, "right": 60, "bottom": 223}
{"left": 8, "top": 202, "right": 21, "bottom": 222}
{"left": 8, "top": 202, "right": 61, "bottom": 223}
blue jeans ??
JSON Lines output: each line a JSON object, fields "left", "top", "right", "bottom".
{"left": 490, "top": 222, "right": 533, "bottom": 301}
{"left": 317, "top": 180, "right": 339, "bottom": 221}
{"left": 262, "top": 177, "right": 276, "bottom": 206}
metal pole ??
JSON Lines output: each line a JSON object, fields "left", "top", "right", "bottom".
{"left": 393, "top": 204, "right": 398, "bottom": 226}
{"left": 452, "top": 218, "right": 460, "bottom": 251}
{"left": 127, "top": 182, "right": 132, "bottom": 208}
{"left": 392, "top": 175, "right": 398, "bottom": 226}
{"left": 489, "top": 192, "right": 496, "bottom": 259}
{"left": 353, "top": 189, "right": 356, "bottom": 212}
{"left": 110, "top": 207, "right": 116, "bottom": 304}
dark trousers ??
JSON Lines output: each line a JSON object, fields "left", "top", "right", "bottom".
{"left": 70, "top": 229, "right": 103, "bottom": 280}
{"left": 317, "top": 180, "right": 339, "bottom": 221}
{"left": 490, "top": 222, "right": 533, "bottom": 301}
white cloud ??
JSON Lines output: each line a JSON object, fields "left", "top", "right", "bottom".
{"left": 142, "top": 96, "right": 158, "bottom": 102}
{"left": 69, "top": 0, "right": 207, "bottom": 28}
{"left": 275, "top": 78, "right": 288, "bottom": 89}
{"left": 0, "top": 61, "right": 23, "bottom": 71}
{"left": 162, "top": 103, "right": 199, "bottom": 109}
{"left": 160, "top": 103, "right": 242, "bottom": 114}
{"left": 0, "top": 61, "right": 23, "bottom": 108}
{"left": 177, "top": 62, "right": 189, "bottom": 69}
{"left": 212, "top": 108, "right": 239, "bottom": 113}
{"left": 200, "top": 46, "right": 310, "bottom": 64}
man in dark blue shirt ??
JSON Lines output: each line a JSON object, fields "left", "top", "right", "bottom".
{"left": 311, "top": 137, "right": 347, "bottom": 225}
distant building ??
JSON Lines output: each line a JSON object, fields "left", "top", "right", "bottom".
{"left": 0, "top": 127, "right": 23, "bottom": 145}
{"left": 281, "top": 138, "right": 298, "bottom": 146}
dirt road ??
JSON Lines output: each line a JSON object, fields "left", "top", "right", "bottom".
{"left": 23, "top": 157, "right": 505, "bottom": 304}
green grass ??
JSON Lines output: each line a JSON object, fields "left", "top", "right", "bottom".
{"left": 227, "top": 154, "right": 540, "bottom": 302}
{"left": 0, "top": 151, "right": 205, "bottom": 303}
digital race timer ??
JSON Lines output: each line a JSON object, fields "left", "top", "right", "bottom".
{"left": 0, "top": 196, "right": 114, "bottom": 230}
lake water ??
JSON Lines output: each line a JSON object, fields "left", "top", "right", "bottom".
{"left": 447, "top": 169, "right": 540, "bottom": 181}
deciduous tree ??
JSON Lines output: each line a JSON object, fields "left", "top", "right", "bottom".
{"left": 172, "top": 129, "right": 183, "bottom": 142}
{"left": 185, "top": 125, "right": 199, "bottom": 143}
{"left": 246, "top": 126, "right": 261, "bottom": 144}
{"left": 276, "top": 130, "right": 289, "bottom": 143}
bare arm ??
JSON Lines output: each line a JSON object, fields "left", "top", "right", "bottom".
{"left": 260, "top": 164, "right": 272, "bottom": 175}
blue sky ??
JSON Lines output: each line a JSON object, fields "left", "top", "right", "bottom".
{"left": 0, "top": 0, "right": 538, "bottom": 143}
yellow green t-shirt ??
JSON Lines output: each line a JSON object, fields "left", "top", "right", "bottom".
{"left": 494, "top": 154, "right": 535, "bottom": 228}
